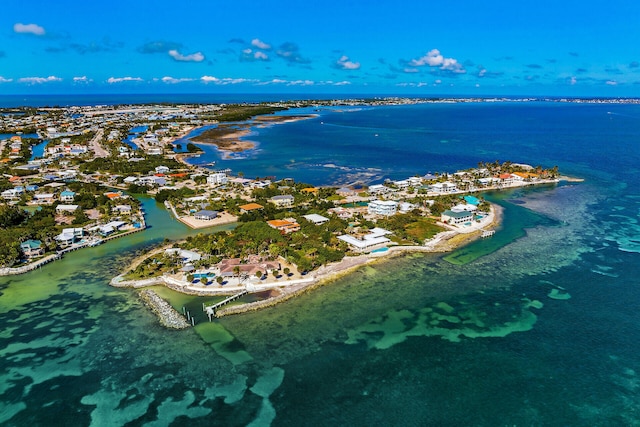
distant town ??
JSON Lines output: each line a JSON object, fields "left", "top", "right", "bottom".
{"left": 0, "top": 99, "right": 566, "bottom": 318}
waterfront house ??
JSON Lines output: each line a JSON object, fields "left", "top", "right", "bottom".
{"left": 194, "top": 210, "right": 218, "bottom": 221}
{"left": 430, "top": 182, "right": 458, "bottom": 194}
{"left": 441, "top": 210, "right": 474, "bottom": 225}
{"left": 165, "top": 248, "right": 202, "bottom": 264}
{"left": 451, "top": 203, "right": 478, "bottom": 213}
{"left": 112, "top": 204, "right": 133, "bottom": 215}
{"left": 270, "top": 195, "right": 294, "bottom": 207}
{"left": 368, "top": 200, "right": 398, "bottom": 216}
{"left": 337, "top": 228, "right": 392, "bottom": 253}
{"left": 20, "top": 239, "right": 44, "bottom": 259}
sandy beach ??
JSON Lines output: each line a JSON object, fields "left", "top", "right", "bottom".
{"left": 188, "top": 114, "right": 317, "bottom": 157}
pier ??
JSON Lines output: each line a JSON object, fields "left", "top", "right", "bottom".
{"left": 204, "top": 290, "right": 249, "bottom": 319}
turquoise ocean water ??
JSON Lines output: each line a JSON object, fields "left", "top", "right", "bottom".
{"left": 2, "top": 100, "right": 640, "bottom": 425}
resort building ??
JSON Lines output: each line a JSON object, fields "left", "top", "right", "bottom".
{"left": 337, "top": 228, "right": 392, "bottom": 253}
{"left": 441, "top": 210, "right": 474, "bottom": 225}
{"left": 368, "top": 200, "right": 398, "bottom": 216}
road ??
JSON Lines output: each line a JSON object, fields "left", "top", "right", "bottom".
{"left": 89, "top": 128, "right": 109, "bottom": 157}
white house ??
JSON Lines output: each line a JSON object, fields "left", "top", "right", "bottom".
{"left": 393, "top": 179, "right": 410, "bottom": 189}
{"left": 303, "top": 213, "right": 330, "bottom": 225}
{"left": 270, "top": 195, "right": 294, "bottom": 207}
{"left": 368, "top": 184, "right": 391, "bottom": 195}
{"left": 56, "top": 204, "right": 79, "bottom": 213}
{"left": 338, "top": 228, "right": 392, "bottom": 253}
{"left": 430, "top": 182, "right": 458, "bottom": 193}
{"left": 1, "top": 188, "right": 23, "bottom": 200}
{"left": 207, "top": 172, "right": 228, "bottom": 186}
{"left": 441, "top": 210, "right": 474, "bottom": 225}
{"left": 155, "top": 165, "right": 171, "bottom": 174}
{"left": 368, "top": 200, "right": 398, "bottom": 216}
{"left": 165, "top": 248, "right": 202, "bottom": 264}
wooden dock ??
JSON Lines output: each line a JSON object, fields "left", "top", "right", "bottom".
{"left": 204, "top": 290, "right": 249, "bottom": 319}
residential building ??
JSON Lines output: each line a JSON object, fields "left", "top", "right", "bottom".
{"left": 60, "top": 189, "right": 76, "bottom": 202}
{"left": 303, "top": 213, "right": 330, "bottom": 225}
{"left": 20, "top": 239, "right": 44, "bottom": 259}
{"left": 270, "top": 195, "right": 294, "bottom": 207}
{"left": 207, "top": 172, "right": 228, "bottom": 186}
{"left": 194, "top": 210, "right": 218, "bottom": 220}
{"left": 441, "top": 210, "right": 474, "bottom": 225}
{"left": 368, "top": 200, "right": 398, "bottom": 216}
{"left": 239, "top": 203, "right": 264, "bottom": 213}
{"left": 337, "top": 228, "right": 392, "bottom": 253}
{"left": 430, "top": 182, "right": 458, "bottom": 193}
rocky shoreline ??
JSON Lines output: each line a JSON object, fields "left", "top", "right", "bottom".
{"left": 138, "top": 289, "right": 191, "bottom": 329}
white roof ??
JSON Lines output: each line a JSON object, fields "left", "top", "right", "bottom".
{"left": 303, "top": 213, "right": 329, "bottom": 224}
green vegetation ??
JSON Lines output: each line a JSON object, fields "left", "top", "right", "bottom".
{"left": 0, "top": 205, "right": 58, "bottom": 267}
{"left": 214, "top": 105, "right": 286, "bottom": 122}
{"left": 79, "top": 156, "right": 183, "bottom": 175}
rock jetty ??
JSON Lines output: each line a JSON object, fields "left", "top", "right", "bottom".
{"left": 138, "top": 289, "right": 190, "bottom": 329}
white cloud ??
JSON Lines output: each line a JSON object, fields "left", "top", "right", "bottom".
{"left": 201, "top": 75, "right": 219, "bottom": 83}
{"left": 168, "top": 49, "right": 205, "bottom": 62}
{"left": 409, "top": 48, "right": 465, "bottom": 74}
{"left": 287, "top": 80, "right": 315, "bottom": 86}
{"left": 254, "top": 51, "right": 268, "bottom": 60}
{"left": 251, "top": 38, "right": 271, "bottom": 50}
{"left": 478, "top": 68, "right": 487, "bottom": 77}
{"left": 440, "top": 57, "right": 465, "bottom": 74}
{"left": 200, "top": 76, "right": 256, "bottom": 85}
{"left": 336, "top": 55, "right": 360, "bottom": 70}
{"left": 606, "top": 80, "right": 618, "bottom": 86}
{"left": 0, "top": 76, "right": 13, "bottom": 83}
{"left": 403, "top": 68, "right": 419, "bottom": 73}
{"left": 409, "top": 49, "right": 443, "bottom": 67}
{"left": 570, "top": 76, "right": 577, "bottom": 85}
{"left": 242, "top": 48, "right": 252, "bottom": 55}
{"left": 107, "top": 76, "right": 143, "bottom": 84}
{"left": 73, "top": 76, "right": 91, "bottom": 83}
{"left": 13, "top": 23, "right": 45, "bottom": 36}
{"left": 162, "top": 76, "right": 195, "bottom": 84}
{"left": 333, "top": 81, "right": 351, "bottom": 86}
{"left": 18, "top": 75, "right": 62, "bottom": 84}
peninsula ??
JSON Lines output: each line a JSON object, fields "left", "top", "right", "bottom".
{"left": 0, "top": 98, "right": 567, "bottom": 326}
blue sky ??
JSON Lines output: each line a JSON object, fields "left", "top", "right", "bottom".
{"left": 2, "top": 0, "right": 640, "bottom": 96}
